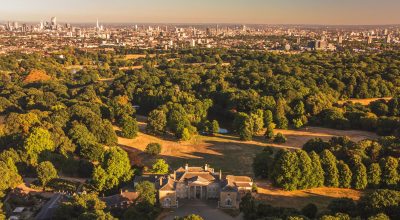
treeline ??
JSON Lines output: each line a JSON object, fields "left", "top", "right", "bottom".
{"left": 253, "top": 136, "right": 399, "bottom": 191}
{"left": 312, "top": 98, "right": 400, "bottom": 136}
{"left": 110, "top": 49, "right": 400, "bottom": 138}
{"left": 240, "top": 189, "right": 400, "bottom": 220}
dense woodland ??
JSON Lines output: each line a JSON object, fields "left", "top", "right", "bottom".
{"left": 0, "top": 48, "right": 399, "bottom": 219}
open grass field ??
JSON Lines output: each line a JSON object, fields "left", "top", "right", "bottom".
{"left": 116, "top": 117, "right": 378, "bottom": 177}
{"left": 120, "top": 54, "right": 158, "bottom": 60}
{"left": 337, "top": 97, "right": 392, "bottom": 105}
{"left": 255, "top": 180, "right": 364, "bottom": 212}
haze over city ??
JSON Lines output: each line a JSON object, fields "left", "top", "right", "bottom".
{"left": 1, "top": 0, "right": 400, "bottom": 25}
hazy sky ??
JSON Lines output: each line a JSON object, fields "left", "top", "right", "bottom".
{"left": 1, "top": 0, "right": 400, "bottom": 25}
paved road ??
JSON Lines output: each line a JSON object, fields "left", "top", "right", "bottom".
{"left": 161, "top": 199, "right": 243, "bottom": 220}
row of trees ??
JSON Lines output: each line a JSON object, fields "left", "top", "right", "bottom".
{"left": 254, "top": 137, "right": 399, "bottom": 191}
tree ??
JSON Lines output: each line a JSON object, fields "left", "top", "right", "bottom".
{"left": 97, "top": 120, "right": 118, "bottom": 146}
{"left": 359, "top": 189, "right": 400, "bottom": 219}
{"left": 5, "top": 112, "right": 40, "bottom": 134}
{"left": 80, "top": 142, "right": 105, "bottom": 162}
{"left": 36, "top": 161, "right": 58, "bottom": 189}
{"left": 301, "top": 203, "right": 318, "bottom": 219}
{"left": 135, "top": 181, "right": 157, "bottom": 206}
{"left": 179, "top": 127, "right": 192, "bottom": 141}
{"left": 92, "top": 166, "right": 107, "bottom": 192}
{"left": 233, "top": 112, "right": 253, "bottom": 141}
{"left": 264, "top": 123, "right": 275, "bottom": 140}
{"left": 0, "top": 158, "right": 22, "bottom": 194}
{"left": 275, "top": 98, "right": 288, "bottom": 129}
{"left": 239, "top": 193, "right": 257, "bottom": 220}
{"left": 176, "top": 214, "right": 204, "bottom": 220}
{"left": 303, "top": 138, "right": 330, "bottom": 154}
{"left": 272, "top": 150, "right": 299, "bottom": 190}
{"left": 352, "top": 161, "right": 368, "bottom": 190}
{"left": 274, "top": 132, "right": 287, "bottom": 143}
{"left": 252, "top": 147, "right": 274, "bottom": 178}
{"left": 120, "top": 115, "right": 139, "bottom": 138}
{"left": 308, "top": 152, "right": 325, "bottom": 188}
{"left": 263, "top": 110, "right": 273, "bottom": 127}
{"left": 92, "top": 147, "right": 133, "bottom": 191}
{"left": 145, "top": 143, "right": 162, "bottom": 156}
{"left": 337, "top": 161, "right": 352, "bottom": 188}
{"left": 24, "top": 127, "right": 55, "bottom": 165}
{"left": 296, "top": 150, "right": 313, "bottom": 189}
{"left": 146, "top": 109, "right": 167, "bottom": 134}
{"left": 328, "top": 198, "right": 356, "bottom": 216}
{"left": 55, "top": 193, "right": 115, "bottom": 220}
{"left": 368, "top": 213, "right": 390, "bottom": 220}
{"left": 367, "top": 163, "right": 381, "bottom": 188}
{"left": 320, "top": 150, "right": 339, "bottom": 187}
{"left": 380, "top": 156, "right": 399, "bottom": 188}
{"left": 251, "top": 110, "right": 264, "bottom": 133}
{"left": 211, "top": 120, "right": 220, "bottom": 134}
{"left": 151, "top": 159, "right": 169, "bottom": 174}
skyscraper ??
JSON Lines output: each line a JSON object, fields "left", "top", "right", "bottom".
{"left": 51, "top": 17, "right": 57, "bottom": 26}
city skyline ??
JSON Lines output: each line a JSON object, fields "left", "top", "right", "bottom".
{"left": 1, "top": 0, "right": 400, "bottom": 25}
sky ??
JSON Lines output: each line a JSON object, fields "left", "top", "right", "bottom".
{"left": 1, "top": 0, "right": 400, "bottom": 25}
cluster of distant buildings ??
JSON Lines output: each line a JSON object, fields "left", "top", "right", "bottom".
{"left": 0, "top": 17, "right": 399, "bottom": 54}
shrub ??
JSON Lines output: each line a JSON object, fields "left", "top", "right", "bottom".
{"left": 273, "top": 132, "right": 287, "bottom": 143}
{"left": 145, "top": 143, "right": 162, "bottom": 156}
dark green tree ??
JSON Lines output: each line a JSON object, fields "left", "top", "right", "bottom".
{"left": 320, "top": 150, "right": 339, "bottom": 187}
{"left": 145, "top": 143, "right": 162, "bottom": 156}
{"left": 380, "top": 156, "right": 399, "bottom": 188}
{"left": 337, "top": 161, "right": 352, "bottom": 188}
{"left": 308, "top": 152, "right": 325, "bottom": 188}
{"left": 146, "top": 109, "right": 167, "bottom": 134}
{"left": 36, "top": 161, "right": 58, "bottom": 189}
{"left": 120, "top": 115, "right": 139, "bottom": 138}
{"left": 367, "top": 163, "right": 382, "bottom": 188}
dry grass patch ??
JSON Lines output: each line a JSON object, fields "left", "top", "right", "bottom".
{"left": 116, "top": 118, "right": 378, "bottom": 176}
{"left": 337, "top": 97, "right": 392, "bottom": 105}
{"left": 23, "top": 69, "right": 51, "bottom": 84}
{"left": 255, "top": 180, "right": 364, "bottom": 211}
{"left": 121, "top": 54, "right": 159, "bottom": 60}
{"left": 268, "top": 126, "right": 378, "bottom": 148}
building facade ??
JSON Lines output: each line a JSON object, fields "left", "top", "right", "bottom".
{"left": 156, "top": 164, "right": 253, "bottom": 209}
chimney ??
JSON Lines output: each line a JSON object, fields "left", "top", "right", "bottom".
{"left": 159, "top": 177, "right": 164, "bottom": 186}
{"left": 185, "top": 163, "right": 188, "bottom": 171}
{"left": 204, "top": 164, "right": 208, "bottom": 171}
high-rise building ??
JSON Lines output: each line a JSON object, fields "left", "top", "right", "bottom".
{"left": 367, "top": 36, "right": 373, "bottom": 44}
{"left": 51, "top": 17, "right": 57, "bottom": 26}
{"left": 386, "top": 35, "right": 391, "bottom": 44}
{"left": 338, "top": 35, "right": 343, "bottom": 44}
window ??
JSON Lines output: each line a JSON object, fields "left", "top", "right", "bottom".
{"left": 226, "top": 198, "right": 232, "bottom": 206}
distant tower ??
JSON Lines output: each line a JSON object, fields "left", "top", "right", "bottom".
{"left": 338, "top": 35, "right": 343, "bottom": 44}
{"left": 386, "top": 35, "right": 391, "bottom": 44}
{"left": 96, "top": 18, "right": 99, "bottom": 29}
{"left": 367, "top": 36, "right": 373, "bottom": 44}
{"left": 51, "top": 17, "right": 57, "bottom": 26}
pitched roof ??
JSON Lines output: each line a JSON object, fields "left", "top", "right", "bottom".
{"left": 178, "top": 172, "right": 216, "bottom": 182}
{"left": 159, "top": 177, "right": 176, "bottom": 191}
{"left": 102, "top": 191, "right": 139, "bottom": 207}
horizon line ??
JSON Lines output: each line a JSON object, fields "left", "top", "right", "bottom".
{"left": 1, "top": 19, "right": 400, "bottom": 27}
